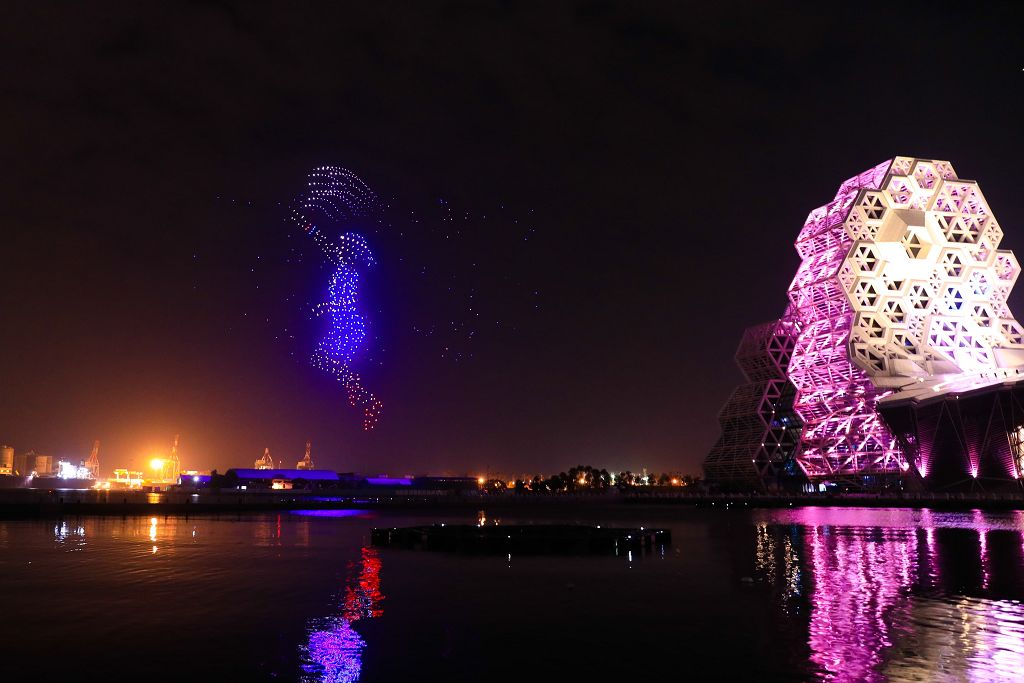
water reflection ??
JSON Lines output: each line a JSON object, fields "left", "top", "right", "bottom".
{"left": 53, "top": 520, "right": 86, "bottom": 550}
{"left": 253, "top": 513, "right": 312, "bottom": 547}
{"left": 753, "top": 508, "right": 1024, "bottom": 682}
{"left": 302, "top": 547, "right": 384, "bottom": 682}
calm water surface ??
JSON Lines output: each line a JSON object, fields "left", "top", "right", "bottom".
{"left": 2, "top": 507, "right": 1024, "bottom": 681}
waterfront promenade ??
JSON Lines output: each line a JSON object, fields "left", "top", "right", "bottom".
{"left": 2, "top": 486, "right": 1024, "bottom": 517}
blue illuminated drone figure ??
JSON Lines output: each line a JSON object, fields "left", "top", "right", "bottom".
{"left": 290, "top": 167, "right": 382, "bottom": 430}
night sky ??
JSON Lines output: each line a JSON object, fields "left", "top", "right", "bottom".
{"left": 4, "top": 2, "right": 1024, "bottom": 477}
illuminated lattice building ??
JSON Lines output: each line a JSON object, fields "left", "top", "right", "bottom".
{"left": 705, "top": 157, "right": 1024, "bottom": 490}
{"left": 704, "top": 316, "right": 804, "bottom": 489}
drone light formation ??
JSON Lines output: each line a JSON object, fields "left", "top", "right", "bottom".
{"left": 290, "top": 167, "right": 382, "bottom": 430}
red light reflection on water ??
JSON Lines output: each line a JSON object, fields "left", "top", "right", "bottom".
{"left": 344, "top": 547, "right": 384, "bottom": 621}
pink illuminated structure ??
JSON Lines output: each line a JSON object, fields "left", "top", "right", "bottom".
{"left": 706, "top": 158, "right": 1024, "bottom": 489}
{"left": 786, "top": 159, "right": 906, "bottom": 479}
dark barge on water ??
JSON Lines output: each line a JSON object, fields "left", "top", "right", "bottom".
{"left": 370, "top": 524, "right": 670, "bottom": 555}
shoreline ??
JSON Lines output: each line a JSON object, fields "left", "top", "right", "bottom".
{"left": 3, "top": 488, "right": 1024, "bottom": 518}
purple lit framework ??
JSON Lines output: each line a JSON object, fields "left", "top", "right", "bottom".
{"left": 704, "top": 316, "right": 803, "bottom": 487}
{"left": 706, "top": 157, "right": 1024, "bottom": 487}
{"left": 290, "top": 167, "right": 383, "bottom": 431}
{"left": 786, "top": 159, "right": 903, "bottom": 478}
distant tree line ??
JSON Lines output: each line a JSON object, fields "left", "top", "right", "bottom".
{"left": 480, "top": 465, "right": 700, "bottom": 495}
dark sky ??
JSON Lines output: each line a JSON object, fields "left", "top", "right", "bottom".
{"left": 3, "top": 2, "right": 1024, "bottom": 477}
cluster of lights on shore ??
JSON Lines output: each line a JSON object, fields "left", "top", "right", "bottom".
{"left": 290, "top": 167, "right": 382, "bottom": 431}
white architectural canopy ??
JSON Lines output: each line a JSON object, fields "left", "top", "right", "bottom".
{"left": 840, "top": 158, "right": 1024, "bottom": 399}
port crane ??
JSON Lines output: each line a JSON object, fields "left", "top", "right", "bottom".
{"left": 167, "top": 434, "right": 181, "bottom": 482}
{"left": 296, "top": 441, "right": 314, "bottom": 469}
{"left": 150, "top": 434, "right": 182, "bottom": 483}
{"left": 255, "top": 447, "right": 275, "bottom": 470}
{"left": 85, "top": 440, "right": 100, "bottom": 477}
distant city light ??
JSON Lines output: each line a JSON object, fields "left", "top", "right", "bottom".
{"left": 57, "top": 460, "right": 90, "bottom": 479}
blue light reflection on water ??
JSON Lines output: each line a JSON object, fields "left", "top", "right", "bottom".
{"left": 301, "top": 546, "right": 384, "bottom": 682}
{"left": 304, "top": 618, "right": 365, "bottom": 683}
{"left": 290, "top": 509, "right": 372, "bottom": 518}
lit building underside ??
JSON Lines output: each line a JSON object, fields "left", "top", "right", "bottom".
{"left": 704, "top": 157, "right": 1024, "bottom": 491}
{"left": 878, "top": 381, "right": 1024, "bottom": 491}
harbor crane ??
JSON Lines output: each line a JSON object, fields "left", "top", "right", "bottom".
{"left": 85, "top": 440, "right": 100, "bottom": 477}
{"left": 168, "top": 434, "right": 181, "bottom": 480}
{"left": 255, "top": 447, "right": 275, "bottom": 470}
{"left": 296, "top": 441, "right": 314, "bottom": 470}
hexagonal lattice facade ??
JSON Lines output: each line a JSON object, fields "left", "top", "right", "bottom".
{"left": 784, "top": 159, "right": 904, "bottom": 480}
{"left": 704, "top": 317, "right": 803, "bottom": 488}
{"left": 841, "top": 159, "right": 1024, "bottom": 383}
{"left": 705, "top": 157, "right": 1024, "bottom": 487}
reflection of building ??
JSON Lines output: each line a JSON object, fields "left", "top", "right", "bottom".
{"left": 805, "top": 525, "right": 915, "bottom": 682}
{"left": 706, "top": 158, "right": 1024, "bottom": 491}
{"left": 752, "top": 510, "right": 1024, "bottom": 682}
{"left": 882, "top": 596, "right": 1024, "bottom": 680}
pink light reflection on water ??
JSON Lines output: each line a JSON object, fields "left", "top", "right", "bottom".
{"left": 756, "top": 507, "right": 1024, "bottom": 682}
{"left": 807, "top": 523, "right": 915, "bottom": 682}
